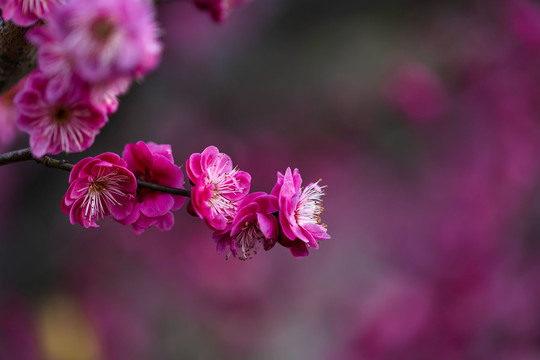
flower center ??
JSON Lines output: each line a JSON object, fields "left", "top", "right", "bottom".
{"left": 91, "top": 17, "right": 116, "bottom": 43}
{"left": 79, "top": 170, "right": 131, "bottom": 224}
{"left": 51, "top": 106, "right": 71, "bottom": 123}
{"left": 235, "top": 222, "right": 263, "bottom": 260}
{"left": 295, "top": 180, "right": 325, "bottom": 226}
{"left": 205, "top": 156, "right": 247, "bottom": 222}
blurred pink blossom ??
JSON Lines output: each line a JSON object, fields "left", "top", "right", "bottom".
{"left": 385, "top": 63, "right": 448, "bottom": 123}
{"left": 39, "top": 0, "right": 161, "bottom": 83}
{"left": 0, "top": 76, "right": 25, "bottom": 149}
{"left": 194, "top": 0, "right": 248, "bottom": 22}
{"left": 0, "top": 0, "right": 62, "bottom": 26}
{"left": 15, "top": 71, "right": 108, "bottom": 157}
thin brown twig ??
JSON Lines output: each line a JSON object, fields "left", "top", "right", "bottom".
{"left": 0, "top": 147, "right": 191, "bottom": 197}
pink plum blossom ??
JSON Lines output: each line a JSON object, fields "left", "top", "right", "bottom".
{"left": 27, "top": 24, "right": 132, "bottom": 115}
{"left": 14, "top": 71, "right": 107, "bottom": 158}
{"left": 38, "top": 0, "right": 161, "bottom": 83}
{"left": 271, "top": 167, "right": 330, "bottom": 257}
{"left": 0, "top": 0, "right": 62, "bottom": 26}
{"left": 186, "top": 145, "right": 251, "bottom": 231}
{"left": 194, "top": 0, "right": 248, "bottom": 23}
{"left": 61, "top": 153, "right": 137, "bottom": 228}
{"left": 119, "top": 141, "right": 185, "bottom": 234}
{"left": 213, "top": 192, "right": 279, "bottom": 260}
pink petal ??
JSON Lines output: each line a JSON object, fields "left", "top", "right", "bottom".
{"left": 303, "top": 223, "right": 331, "bottom": 241}
{"left": 140, "top": 192, "right": 174, "bottom": 218}
{"left": 156, "top": 212, "right": 174, "bottom": 232}
{"left": 289, "top": 241, "right": 309, "bottom": 258}
{"left": 186, "top": 153, "right": 203, "bottom": 181}
{"left": 123, "top": 141, "right": 153, "bottom": 173}
{"left": 257, "top": 213, "right": 279, "bottom": 240}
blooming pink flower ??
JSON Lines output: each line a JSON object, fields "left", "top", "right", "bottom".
{"left": 194, "top": 0, "right": 248, "bottom": 22}
{"left": 213, "top": 192, "right": 279, "bottom": 260}
{"left": 186, "top": 145, "right": 251, "bottom": 231}
{"left": 14, "top": 71, "right": 107, "bottom": 158}
{"left": 38, "top": 0, "right": 161, "bottom": 83}
{"left": 119, "top": 141, "right": 185, "bottom": 234}
{"left": 271, "top": 167, "right": 330, "bottom": 257}
{"left": 0, "top": 0, "right": 62, "bottom": 26}
{"left": 61, "top": 153, "right": 137, "bottom": 228}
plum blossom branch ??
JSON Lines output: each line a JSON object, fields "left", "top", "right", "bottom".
{"left": 0, "top": 147, "right": 191, "bottom": 196}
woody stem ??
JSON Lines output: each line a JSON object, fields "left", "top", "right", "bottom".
{"left": 0, "top": 147, "right": 191, "bottom": 197}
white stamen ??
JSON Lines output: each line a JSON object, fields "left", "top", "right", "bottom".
{"left": 234, "top": 222, "right": 263, "bottom": 261}
{"left": 204, "top": 154, "right": 247, "bottom": 222}
{"left": 78, "top": 170, "right": 130, "bottom": 224}
{"left": 295, "top": 180, "right": 325, "bottom": 226}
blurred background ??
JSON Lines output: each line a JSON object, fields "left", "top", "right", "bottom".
{"left": 2, "top": 0, "right": 540, "bottom": 358}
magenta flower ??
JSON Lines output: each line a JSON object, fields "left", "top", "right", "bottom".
{"left": 271, "top": 167, "right": 330, "bottom": 257}
{"left": 213, "top": 192, "right": 279, "bottom": 260}
{"left": 61, "top": 153, "right": 137, "bottom": 228}
{"left": 0, "top": 0, "right": 62, "bottom": 26}
{"left": 119, "top": 141, "right": 185, "bottom": 234}
{"left": 40, "top": 0, "right": 161, "bottom": 83}
{"left": 186, "top": 146, "right": 251, "bottom": 231}
{"left": 14, "top": 71, "right": 107, "bottom": 158}
{"left": 194, "top": 0, "right": 247, "bottom": 22}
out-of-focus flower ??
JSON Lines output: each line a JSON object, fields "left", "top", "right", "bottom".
{"left": 194, "top": 0, "right": 248, "bottom": 23}
{"left": 507, "top": 0, "right": 540, "bottom": 47}
{"left": 90, "top": 76, "right": 131, "bottom": 115}
{"left": 346, "top": 279, "right": 434, "bottom": 360}
{"left": 38, "top": 0, "right": 161, "bottom": 83}
{"left": 28, "top": 24, "right": 133, "bottom": 115}
{"left": 271, "top": 167, "right": 330, "bottom": 257}
{"left": 0, "top": 0, "right": 62, "bottom": 26}
{"left": 0, "top": 294, "right": 40, "bottom": 360}
{"left": 0, "top": 76, "right": 26, "bottom": 148}
{"left": 36, "top": 295, "right": 101, "bottom": 360}
{"left": 213, "top": 192, "right": 278, "bottom": 260}
{"left": 61, "top": 153, "right": 136, "bottom": 228}
{"left": 119, "top": 141, "right": 185, "bottom": 234}
{"left": 15, "top": 71, "right": 107, "bottom": 158}
{"left": 384, "top": 63, "right": 448, "bottom": 123}
{"left": 186, "top": 145, "right": 251, "bottom": 231}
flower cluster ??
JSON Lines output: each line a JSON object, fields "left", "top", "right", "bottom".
{"left": 1, "top": 0, "right": 326, "bottom": 260}
{"left": 0, "top": 0, "right": 252, "bottom": 159}
{"left": 62, "top": 141, "right": 186, "bottom": 234}
{"left": 4, "top": 0, "right": 161, "bottom": 158}
{"left": 186, "top": 146, "right": 330, "bottom": 259}
{"left": 62, "top": 144, "right": 330, "bottom": 259}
